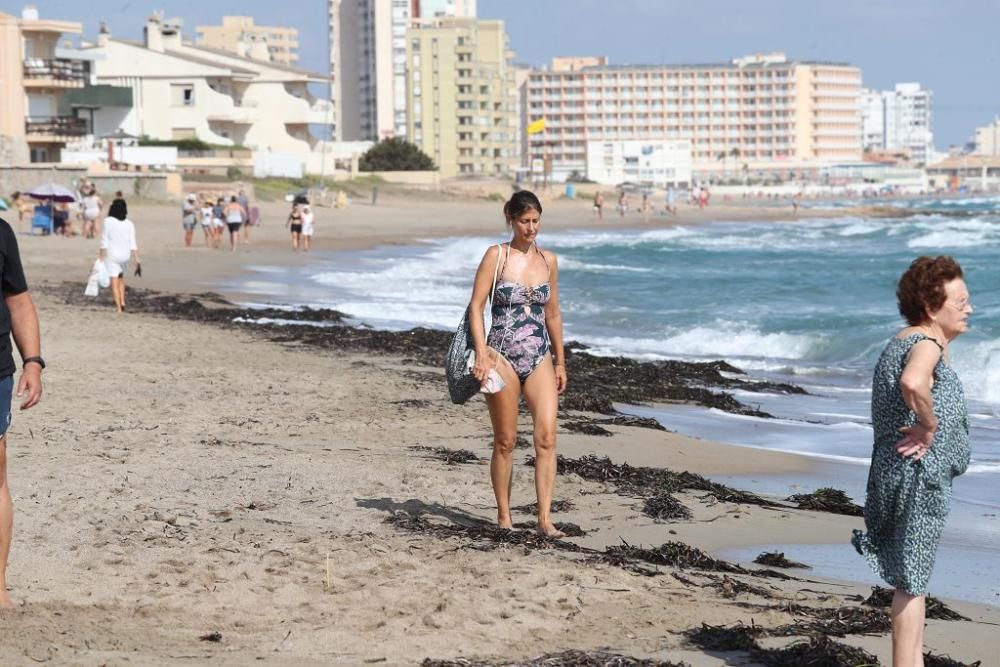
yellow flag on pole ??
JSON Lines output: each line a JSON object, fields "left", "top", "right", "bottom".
{"left": 526, "top": 118, "right": 546, "bottom": 135}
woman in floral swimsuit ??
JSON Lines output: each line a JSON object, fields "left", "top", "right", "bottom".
{"left": 466, "top": 191, "right": 568, "bottom": 538}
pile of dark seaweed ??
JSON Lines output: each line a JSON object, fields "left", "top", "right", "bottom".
{"left": 422, "top": 652, "right": 688, "bottom": 667}
{"left": 49, "top": 283, "right": 804, "bottom": 425}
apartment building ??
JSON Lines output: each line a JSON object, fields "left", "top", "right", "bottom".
{"left": 973, "top": 117, "right": 1000, "bottom": 156}
{"left": 196, "top": 16, "right": 300, "bottom": 65}
{"left": 86, "top": 15, "right": 330, "bottom": 160}
{"left": 860, "top": 83, "right": 934, "bottom": 164}
{"left": 405, "top": 17, "right": 517, "bottom": 178}
{"left": 329, "top": 0, "right": 475, "bottom": 142}
{"left": 0, "top": 7, "right": 88, "bottom": 163}
{"left": 526, "top": 52, "right": 863, "bottom": 182}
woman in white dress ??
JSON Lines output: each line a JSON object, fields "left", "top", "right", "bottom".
{"left": 99, "top": 199, "right": 140, "bottom": 313}
{"left": 81, "top": 187, "right": 103, "bottom": 239}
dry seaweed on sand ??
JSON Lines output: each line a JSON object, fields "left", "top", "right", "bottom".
{"left": 512, "top": 521, "right": 587, "bottom": 537}
{"left": 785, "top": 487, "right": 864, "bottom": 516}
{"left": 410, "top": 446, "right": 482, "bottom": 465}
{"left": 684, "top": 623, "right": 762, "bottom": 652}
{"left": 923, "top": 652, "right": 982, "bottom": 667}
{"left": 753, "top": 551, "right": 810, "bottom": 569}
{"left": 686, "top": 625, "right": 881, "bottom": 667}
{"left": 605, "top": 540, "right": 745, "bottom": 574}
{"left": 755, "top": 634, "right": 881, "bottom": 667}
{"left": 704, "top": 574, "right": 775, "bottom": 599}
{"left": 511, "top": 499, "right": 576, "bottom": 514}
{"left": 642, "top": 494, "right": 692, "bottom": 522}
{"left": 421, "top": 650, "right": 690, "bottom": 666}
{"left": 768, "top": 605, "right": 892, "bottom": 637}
{"left": 562, "top": 420, "right": 614, "bottom": 436}
{"left": 861, "top": 586, "right": 971, "bottom": 621}
{"left": 51, "top": 282, "right": 802, "bottom": 420}
{"left": 530, "top": 454, "right": 776, "bottom": 508}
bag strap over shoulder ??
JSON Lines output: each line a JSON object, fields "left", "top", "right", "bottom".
{"left": 489, "top": 243, "right": 506, "bottom": 304}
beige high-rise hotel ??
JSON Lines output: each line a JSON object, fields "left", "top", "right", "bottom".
{"left": 527, "top": 52, "right": 862, "bottom": 180}
{"left": 196, "top": 16, "right": 300, "bottom": 65}
{"left": 405, "top": 17, "right": 517, "bottom": 178}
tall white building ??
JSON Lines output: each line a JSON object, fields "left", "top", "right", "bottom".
{"left": 328, "top": 0, "right": 475, "bottom": 142}
{"left": 860, "top": 83, "right": 934, "bottom": 163}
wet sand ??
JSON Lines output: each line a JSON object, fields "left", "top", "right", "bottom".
{"left": 0, "top": 197, "right": 995, "bottom": 665}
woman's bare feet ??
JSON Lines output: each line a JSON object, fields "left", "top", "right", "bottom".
{"left": 497, "top": 514, "right": 513, "bottom": 530}
{"left": 537, "top": 522, "right": 566, "bottom": 538}
{"left": 0, "top": 589, "right": 16, "bottom": 609}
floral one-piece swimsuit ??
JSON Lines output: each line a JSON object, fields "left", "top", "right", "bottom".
{"left": 486, "top": 245, "right": 551, "bottom": 383}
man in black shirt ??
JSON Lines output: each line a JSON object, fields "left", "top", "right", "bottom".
{"left": 0, "top": 217, "right": 44, "bottom": 608}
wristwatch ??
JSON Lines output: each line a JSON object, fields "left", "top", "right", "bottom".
{"left": 22, "top": 356, "right": 45, "bottom": 370}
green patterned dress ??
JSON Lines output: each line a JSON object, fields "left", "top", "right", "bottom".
{"left": 852, "top": 333, "right": 971, "bottom": 596}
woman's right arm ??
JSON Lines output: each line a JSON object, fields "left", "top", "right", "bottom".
{"left": 467, "top": 246, "right": 500, "bottom": 384}
{"left": 896, "top": 339, "right": 942, "bottom": 459}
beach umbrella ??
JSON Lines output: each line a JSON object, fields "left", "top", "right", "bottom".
{"left": 25, "top": 183, "right": 77, "bottom": 203}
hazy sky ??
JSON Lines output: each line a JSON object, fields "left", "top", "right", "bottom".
{"left": 6, "top": 0, "right": 998, "bottom": 147}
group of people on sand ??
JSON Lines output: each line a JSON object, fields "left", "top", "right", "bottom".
{"left": 286, "top": 195, "right": 316, "bottom": 252}
{"left": 6, "top": 184, "right": 108, "bottom": 239}
{"left": 592, "top": 187, "right": 679, "bottom": 220}
{"left": 468, "top": 190, "right": 972, "bottom": 666}
{"left": 181, "top": 189, "right": 255, "bottom": 251}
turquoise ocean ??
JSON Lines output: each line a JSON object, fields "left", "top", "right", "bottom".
{"left": 228, "top": 196, "right": 1000, "bottom": 606}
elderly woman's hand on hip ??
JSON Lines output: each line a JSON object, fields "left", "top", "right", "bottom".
{"left": 896, "top": 423, "right": 936, "bottom": 460}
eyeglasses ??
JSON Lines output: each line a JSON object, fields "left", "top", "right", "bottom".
{"left": 946, "top": 299, "right": 973, "bottom": 311}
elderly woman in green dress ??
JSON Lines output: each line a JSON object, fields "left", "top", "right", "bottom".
{"left": 853, "top": 255, "right": 973, "bottom": 667}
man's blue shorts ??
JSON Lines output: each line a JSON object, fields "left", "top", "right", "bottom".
{"left": 0, "top": 375, "right": 13, "bottom": 437}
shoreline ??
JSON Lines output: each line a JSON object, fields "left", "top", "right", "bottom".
{"left": 4, "top": 198, "right": 997, "bottom": 664}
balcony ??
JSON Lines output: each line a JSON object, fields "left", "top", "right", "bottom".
{"left": 23, "top": 58, "right": 87, "bottom": 88}
{"left": 25, "top": 116, "right": 88, "bottom": 141}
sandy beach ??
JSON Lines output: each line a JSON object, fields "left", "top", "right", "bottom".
{"left": 0, "top": 195, "right": 995, "bottom": 666}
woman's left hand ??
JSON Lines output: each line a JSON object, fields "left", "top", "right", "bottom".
{"left": 554, "top": 364, "right": 567, "bottom": 395}
{"left": 896, "top": 423, "right": 935, "bottom": 460}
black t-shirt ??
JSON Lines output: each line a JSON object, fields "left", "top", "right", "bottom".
{"left": 0, "top": 219, "right": 29, "bottom": 378}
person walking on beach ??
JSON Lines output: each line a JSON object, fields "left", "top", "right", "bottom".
{"left": 181, "top": 194, "right": 197, "bottom": 248}
{"left": 0, "top": 212, "right": 44, "bottom": 608}
{"left": 665, "top": 186, "right": 677, "bottom": 215}
{"left": 467, "top": 191, "right": 568, "bottom": 538}
{"left": 81, "top": 187, "right": 103, "bottom": 239}
{"left": 237, "top": 188, "right": 252, "bottom": 245}
{"left": 211, "top": 198, "right": 226, "bottom": 249}
{"left": 852, "top": 255, "right": 972, "bottom": 667}
{"left": 286, "top": 198, "right": 305, "bottom": 252}
{"left": 592, "top": 191, "right": 604, "bottom": 220}
{"left": 198, "top": 196, "right": 214, "bottom": 247}
{"left": 617, "top": 191, "right": 628, "bottom": 218}
{"left": 98, "top": 199, "right": 140, "bottom": 313}
{"left": 301, "top": 203, "right": 315, "bottom": 252}
{"left": 223, "top": 196, "right": 244, "bottom": 252}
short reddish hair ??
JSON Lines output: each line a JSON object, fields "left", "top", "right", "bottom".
{"left": 896, "top": 256, "right": 964, "bottom": 326}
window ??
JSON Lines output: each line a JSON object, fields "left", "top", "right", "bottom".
{"left": 171, "top": 84, "right": 195, "bottom": 106}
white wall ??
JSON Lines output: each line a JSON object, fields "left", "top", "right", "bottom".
{"left": 586, "top": 140, "right": 692, "bottom": 186}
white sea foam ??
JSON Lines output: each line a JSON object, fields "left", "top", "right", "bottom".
{"left": 558, "top": 257, "right": 653, "bottom": 273}
{"left": 581, "top": 323, "right": 820, "bottom": 362}
{"left": 966, "top": 463, "right": 1000, "bottom": 475}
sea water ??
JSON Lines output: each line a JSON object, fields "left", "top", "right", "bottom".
{"left": 226, "top": 196, "right": 1000, "bottom": 605}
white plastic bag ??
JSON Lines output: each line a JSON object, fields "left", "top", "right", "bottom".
{"left": 84, "top": 260, "right": 102, "bottom": 296}
{"left": 95, "top": 260, "right": 111, "bottom": 288}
